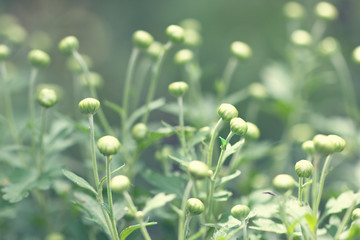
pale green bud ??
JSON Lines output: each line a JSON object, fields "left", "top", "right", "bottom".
{"left": 315, "top": 2, "right": 338, "bottom": 21}
{"left": 168, "top": 81, "right": 189, "bottom": 98}
{"left": 110, "top": 175, "right": 130, "bottom": 193}
{"left": 230, "top": 117, "right": 248, "bottom": 136}
{"left": 174, "top": 49, "right": 194, "bottom": 65}
{"left": 313, "top": 134, "right": 335, "bottom": 155}
{"left": 273, "top": 174, "right": 296, "bottom": 192}
{"left": 353, "top": 46, "right": 360, "bottom": 64}
{"left": 186, "top": 198, "right": 204, "bottom": 215}
{"left": 188, "top": 160, "right": 210, "bottom": 180}
{"left": 97, "top": 135, "right": 121, "bottom": 156}
{"left": 248, "top": 83, "right": 267, "bottom": 100}
{"left": 37, "top": 88, "right": 57, "bottom": 108}
{"left": 147, "top": 41, "right": 164, "bottom": 60}
{"left": 245, "top": 122, "right": 260, "bottom": 140}
{"left": 58, "top": 36, "right": 79, "bottom": 55}
{"left": 166, "top": 25, "right": 185, "bottom": 43}
{"left": 318, "top": 37, "right": 338, "bottom": 57}
{"left": 352, "top": 208, "right": 360, "bottom": 220}
{"left": 283, "top": 2, "right": 305, "bottom": 19}
{"left": 78, "top": 98, "right": 100, "bottom": 115}
{"left": 133, "top": 30, "right": 154, "bottom": 50}
{"left": 45, "top": 232, "right": 65, "bottom": 240}
{"left": 231, "top": 204, "right": 250, "bottom": 220}
{"left": 328, "top": 134, "right": 346, "bottom": 152}
{"left": 0, "top": 45, "right": 11, "bottom": 61}
{"left": 230, "top": 41, "right": 252, "bottom": 60}
{"left": 291, "top": 30, "right": 312, "bottom": 47}
{"left": 217, "top": 103, "right": 238, "bottom": 121}
{"left": 302, "top": 140, "right": 315, "bottom": 155}
{"left": 184, "top": 29, "right": 202, "bottom": 47}
{"left": 295, "top": 160, "right": 313, "bottom": 178}
{"left": 28, "top": 49, "right": 50, "bottom": 68}
{"left": 132, "top": 123, "right": 148, "bottom": 142}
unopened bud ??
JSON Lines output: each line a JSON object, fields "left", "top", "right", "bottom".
{"left": 230, "top": 117, "right": 247, "bottom": 136}
{"left": 295, "top": 160, "right": 313, "bottom": 178}
{"left": 110, "top": 175, "right": 130, "bottom": 193}
{"left": 78, "top": 98, "right": 100, "bottom": 115}
{"left": 97, "top": 135, "right": 121, "bottom": 156}
{"left": 133, "top": 30, "right": 154, "bottom": 50}
{"left": 168, "top": 81, "right": 189, "bottom": 98}
{"left": 37, "top": 88, "right": 57, "bottom": 108}
{"left": 231, "top": 204, "right": 250, "bottom": 220}
{"left": 217, "top": 103, "right": 238, "bottom": 121}
{"left": 58, "top": 36, "right": 79, "bottom": 55}
{"left": 230, "top": 41, "right": 252, "bottom": 60}
{"left": 188, "top": 160, "right": 210, "bottom": 180}
{"left": 28, "top": 49, "right": 50, "bottom": 68}
{"left": 273, "top": 174, "right": 296, "bottom": 192}
{"left": 166, "top": 25, "right": 185, "bottom": 43}
{"left": 186, "top": 198, "right": 204, "bottom": 215}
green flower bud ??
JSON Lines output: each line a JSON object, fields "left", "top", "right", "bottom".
{"left": 352, "top": 208, "right": 360, "bottom": 220}
{"left": 166, "top": 25, "right": 185, "bottom": 43}
{"left": 245, "top": 122, "right": 260, "bottom": 140}
{"left": 290, "top": 124, "right": 314, "bottom": 143}
{"left": 230, "top": 41, "right": 252, "bottom": 60}
{"left": 58, "top": 36, "right": 79, "bottom": 55}
{"left": 184, "top": 29, "right": 202, "bottom": 47}
{"left": 188, "top": 160, "right": 210, "bottom": 180}
{"left": 66, "top": 54, "right": 92, "bottom": 73}
{"left": 0, "top": 45, "right": 11, "bottom": 61}
{"left": 295, "top": 160, "right": 313, "bottom": 178}
{"left": 78, "top": 98, "right": 100, "bottom": 115}
{"left": 146, "top": 41, "right": 164, "bottom": 60}
{"left": 174, "top": 49, "right": 194, "bottom": 65}
{"left": 186, "top": 198, "right": 204, "bottom": 215}
{"left": 37, "top": 88, "right": 57, "bottom": 108}
{"left": 248, "top": 83, "right": 267, "bottom": 100}
{"left": 180, "top": 18, "right": 202, "bottom": 32}
{"left": 272, "top": 174, "right": 296, "bottom": 192}
{"left": 313, "top": 134, "right": 335, "bottom": 155}
{"left": 291, "top": 30, "right": 312, "bottom": 47}
{"left": 231, "top": 204, "right": 250, "bottom": 220}
{"left": 168, "top": 81, "right": 189, "bottom": 98}
{"left": 155, "top": 145, "right": 173, "bottom": 162}
{"left": 132, "top": 123, "right": 148, "bottom": 142}
{"left": 318, "top": 37, "right": 338, "bottom": 57}
{"left": 97, "top": 135, "right": 121, "bottom": 156}
{"left": 217, "top": 103, "right": 238, "bottom": 121}
{"left": 79, "top": 72, "right": 103, "bottom": 89}
{"left": 45, "top": 232, "right": 65, "bottom": 240}
{"left": 302, "top": 140, "right": 315, "bottom": 155}
{"left": 3, "top": 24, "right": 27, "bottom": 45}
{"left": 230, "top": 117, "right": 248, "bottom": 136}
{"left": 315, "top": 2, "right": 338, "bottom": 21}
{"left": 328, "top": 134, "right": 346, "bottom": 152}
{"left": 283, "top": 2, "right": 305, "bottom": 19}
{"left": 352, "top": 46, "right": 360, "bottom": 64}
{"left": 28, "top": 49, "right": 50, "bottom": 68}
{"left": 133, "top": 30, "right": 154, "bottom": 50}
{"left": 110, "top": 175, "right": 130, "bottom": 193}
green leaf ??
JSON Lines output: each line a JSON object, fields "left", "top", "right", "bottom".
{"left": 250, "top": 218, "right": 287, "bottom": 234}
{"left": 305, "top": 213, "right": 317, "bottom": 233}
{"left": 103, "top": 100, "right": 123, "bottom": 116}
{"left": 216, "top": 170, "right": 241, "bottom": 187}
{"left": 143, "top": 192, "right": 176, "bottom": 215}
{"left": 219, "top": 136, "right": 226, "bottom": 150}
{"left": 223, "top": 138, "right": 245, "bottom": 160}
{"left": 187, "top": 127, "right": 211, "bottom": 148}
{"left": 120, "top": 222, "right": 157, "bottom": 240}
{"left": 213, "top": 190, "right": 232, "bottom": 202}
{"left": 168, "top": 155, "right": 189, "bottom": 167}
{"left": 63, "top": 169, "right": 97, "bottom": 196}
{"left": 347, "top": 219, "right": 360, "bottom": 240}
{"left": 325, "top": 191, "right": 360, "bottom": 216}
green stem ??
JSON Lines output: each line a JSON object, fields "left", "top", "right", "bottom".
{"left": 333, "top": 201, "right": 356, "bottom": 240}
{"left": 207, "top": 119, "right": 223, "bottom": 168}
{"left": 131, "top": 58, "right": 152, "bottom": 112}
{"left": 106, "top": 156, "right": 119, "bottom": 240}
{"left": 183, "top": 213, "right": 192, "bottom": 240}
{"left": 184, "top": 63, "right": 202, "bottom": 105}
{"left": 311, "top": 19, "right": 326, "bottom": 44}
{"left": 28, "top": 68, "right": 39, "bottom": 147}
{"left": 298, "top": 177, "right": 304, "bottom": 206}
{"left": 279, "top": 195, "right": 293, "bottom": 240}
{"left": 312, "top": 155, "right": 320, "bottom": 216}
{"left": 314, "top": 155, "right": 332, "bottom": 218}
{"left": 220, "top": 57, "right": 238, "bottom": 99}
{"left": 242, "top": 220, "right": 248, "bottom": 240}
{"left": 37, "top": 108, "right": 47, "bottom": 173}
{"left": 178, "top": 96, "right": 189, "bottom": 158}
{"left": 179, "top": 180, "right": 194, "bottom": 240}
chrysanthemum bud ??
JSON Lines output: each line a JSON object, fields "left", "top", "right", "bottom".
{"left": 352, "top": 208, "right": 360, "bottom": 220}
{"left": 147, "top": 41, "right": 164, "bottom": 60}
{"left": 318, "top": 37, "right": 338, "bottom": 57}
{"left": 79, "top": 72, "right": 103, "bottom": 89}
{"left": 217, "top": 103, "right": 238, "bottom": 121}
{"left": 231, "top": 204, "right": 250, "bottom": 220}
{"left": 28, "top": 49, "right": 50, "bottom": 68}
{"left": 168, "top": 81, "right": 189, "bottom": 98}
{"left": 283, "top": 2, "right": 305, "bottom": 19}
{"left": 328, "top": 135, "right": 346, "bottom": 152}
{"left": 313, "top": 134, "right": 335, "bottom": 155}
{"left": 166, "top": 25, "right": 185, "bottom": 43}
{"left": 110, "top": 175, "right": 130, "bottom": 193}
{"left": 132, "top": 123, "right": 148, "bottom": 142}
{"left": 295, "top": 160, "right": 313, "bottom": 178}
{"left": 186, "top": 198, "right": 204, "bottom": 215}
{"left": 188, "top": 160, "right": 210, "bottom": 180}
{"left": 302, "top": 140, "right": 315, "bottom": 155}
{"left": 273, "top": 174, "right": 296, "bottom": 192}
{"left": 230, "top": 117, "right": 248, "bottom": 136}
{"left": 37, "top": 88, "right": 57, "bottom": 108}
{"left": 3, "top": 24, "right": 27, "bottom": 45}
{"left": 78, "top": 98, "right": 100, "bottom": 115}
{"left": 245, "top": 122, "right": 260, "bottom": 140}
{"left": 58, "top": 36, "right": 79, "bottom": 55}
{"left": 291, "top": 30, "right": 312, "bottom": 47}
{"left": 97, "top": 135, "right": 121, "bottom": 156}
{"left": 174, "top": 49, "right": 194, "bottom": 65}
{"left": 230, "top": 41, "right": 252, "bottom": 60}
{"left": 184, "top": 29, "right": 202, "bottom": 47}
{"left": 0, "top": 45, "right": 11, "bottom": 61}
{"left": 133, "top": 30, "right": 154, "bottom": 50}
{"left": 290, "top": 124, "right": 314, "bottom": 143}
{"left": 352, "top": 46, "right": 360, "bottom": 64}
{"left": 45, "top": 232, "right": 65, "bottom": 240}
{"left": 180, "top": 18, "right": 202, "bottom": 32}
{"left": 248, "top": 83, "right": 267, "bottom": 100}
{"left": 315, "top": 2, "right": 338, "bottom": 21}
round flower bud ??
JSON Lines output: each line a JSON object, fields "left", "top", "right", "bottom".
{"left": 230, "top": 117, "right": 248, "bottom": 136}
{"left": 188, "top": 160, "right": 210, "bottom": 180}
{"left": 217, "top": 103, "right": 238, "bottom": 121}
{"left": 328, "top": 135, "right": 346, "bottom": 152}
{"left": 28, "top": 49, "right": 50, "bottom": 68}
{"left": 147, "top": 41, "right": 164, "bottom": 60}
{"left": 110, "top": 175, "right": 130, "bottom": 193}
{"left": 184, "top": 29, "right": 202, "bottom": 47}
{"left": 318, "top": 37, "right": 338, "bottom": 57}
{"left": 248, "top": 83, "right": 267, "bottom": 100}
{"left": 180, "top": 18, "right": 202, "bottom": 32}
{"left": 230, "top": 41, "right": 252, "bottom": 60}
{"left": 166, "top": 25, "right": 185, "bottom": 43}
{"left": 186, "top": 198, "right": 204, "bottom": 215}
{"left": 291, "top": 30, "right": 312, "bottom": 47}
{"left": 313, "top": 134, "right": 335, "bottom": 155}
{"left": 3, "top": 24, "right": 27, "bottom": 45}
{"left": 0, "top": 45, "right": 11, "bottom": 61}
{"left": 132, "top": 123, "right": 148, "bottom": 142}
{"left": 283, "top": 2, "right": 305, "bottom": 19}
{"left": 352, "top": 46, "right": 360, "bottom": 64}
{"left": 315, "top": 2, "right": 338, "bottom": 21}
{"left": 37, "top": 88, "right": 57, "bottom": 108}
{"left": 302, "top": 140, "right": 315, "bottom": 155}
{"left": 66, "top": 54, "right": 92, "bottom": 73}
{"left": 78, "top": 98, "right": 100, "bottom": 115}
{"left": 45, "top": 232, "right": 65, "bottom": 240}
{"left": 272, "top": 174, "right": 296, "bottom": 192}
{"left": 231, "top": 204, "right": 250, "bottom": 220}
{"left": 133, "top": 30, "right": 154, "bottom": 50}
{"left": 174, "top": 49, "right": 194, "bottom": 65}
{"left": 295, "top": 160, "right": 313, "bottom": 178}
{"left": 58, "top": 36, "right": 79, "bottom": 55}
{"left": 97, "top": 135, "right": 121, "bottom": 156}
{"left": 79, "top": 72, "right": 103, "bottom": 89}
{"left": 168, "top": 81, "right": 189, "bottom": 98}
{"left": 245, "top": 122, "right": 260, "bottom": 140}
{"left": 290, "top": 124, "right": 314, "bottom": 143}
{"left": 352, "top": 208, "right": 360, "bottom": 220}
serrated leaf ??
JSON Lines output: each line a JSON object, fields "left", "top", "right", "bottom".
{"left": 325, "top": 191, "right": 359, "bottom": 216}
{"left": 120, "top": 222, "right": 157, "bottom": 240}
{"left": 223, "top": 138, "right": 245, "bottom": 160}
{"left": 143, "top": 193, "right": 176, "bottom": 215}
{"left": 63, "top": 169, "right": 97, "bottom": 196}
{"left": 216, "top": 170, "right": 241, "bottom": 187}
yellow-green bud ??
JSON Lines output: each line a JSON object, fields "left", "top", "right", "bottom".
{"left": 313, "top": 134, "right": 335, "bottom": 155}
{"left": 245, "top": 122, "right": 260, "bottom": 140}
{"left": 188, "top": 160, "right": 210, "bottom": 180}
{"left": 315, "top": 2, "right": 338, "bottom": 21}
{"left": 186, "top": 198, "right": 204, "bottom": 215}
{"left": 147, "top": 41, "right": 164, "bottom": 60}
{"left": 174, "top": 49, "right": 194, "bottom": 65}
{"left": 291, "top": 30, "right": 312, "bottom": 47}
{"left": 230, "top": 117, "right": 248, "bottom": 136}
{"left": 272, "top": 174, "right": 296, "bottom": 192}
{"left": 78, "top": 98, "right": 100, "bottom": 115}
{"left": 66, "top": 54, "right": 93, "bottom": 73}
{"left": 166, "top": 25, "right": 185, "bottom": 43}
{"left": 302, "top": 140, "right": 315, "bottom": 155}
{"left": 3, "top": 24, "right": 27, "bottom": 45}
{"left": 97, "top": 135, "right": 121, "bottom": 156}
{"left": 295, "top": 160, "right": 313, "bottom": 178}
{"left": 79, "top": 72, "right": 103, "bottom": 89}
{"left": 58, "top": 36, "right": 79, "bottom": 55}
{"left": 231, "top": 204, "right": 250, "bottom": 220}
{"left": 352, "top": 208, "right": 360, "bottom": 220}
{"left": 283, "top": 2, "right": 305, "bottom": 19}
{"left": 230, "top": 41, "right": 252, "bottom": 60}
{"left": 352, "top": 46, "right": 360, "bottom": 64}
{"left": 0, "top": 45, "right": 11, "bottom": 61}
{"left": 168, "top": 81, "right": 189, "bottom": 98}
{"left": 328, "top": 135, "right": 346, "bottom": 152}
{"left": 180, "top": 18, "right": 202, "bottom": 32}
{"left": 45, "top": 232, "right": 65, "bottom": 240}
{"left": 133, "top": 30, "right": 154, "bottom": 50}
{"left": 132, "top": 123, "right": 148, "bottom": 142}
{"left": 28, "top": 49, "right": 50, "bottom": 68}
{"left": 248, "top": 83, "right": 267, "bottom": 100}
{"left": 37, "top": 88, "right": 57, "bottom": 108}
{"left": 318, "top": 37, "right": 338, "bottom": 57}
{"left": 290, "top": 124, "right": 314, "bottom": 143}
{"left": 110, "top": 175, "right": 130, "bottom": 193}
{"left": 217, "top": 103, "right": 238, "bottom": 121}
{"left": 184, "top": 29, "right": 202, "bottom": 47}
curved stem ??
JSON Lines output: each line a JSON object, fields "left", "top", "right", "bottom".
{"left": 314, "top": 155, "right": 332, "bottom": 217}
{"left": 220, "top": 57, "right": 238, "bottom": 99}
{"left": 334, "top": 201, "right": 356, "bottom": 240}
{"left": 207, "top": 119, "right": 223, "bottom": 168}
{"left": 242, "top": 220, "right": 248, "bottom": 240}
{"left": 106, "top": 156, "right": 119, "bottom": 240}
{"left": 183, "top": 213, "right": 192, "bottom": 240}
{"left": 178, "top": 180, "right": 194, "bottom": 240}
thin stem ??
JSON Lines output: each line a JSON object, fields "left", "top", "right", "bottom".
{"left": 312, "top": 155, "right": 320, "bottom": 216}
{"left": 279, "top": 195, "right": 293, "bottom": 240}
{"left": 314, "top": 155, "right": 332, "bottom": 217}
{"left": 178, "top": 180, "right": 194, "bottom": 240}
{"left": 106, "top": 156, "right": 119, "bottom": 240}
{"left": 311, "top": 19, "right": 326, "bottom": 44}
{"left": 298, "top": 177, "right": 304, "bottom": 206}
{"left": 220, "top": 57, "right": 238, "bottom": 99}
{"left": 333, "top": 201, "right": 356, "bottom": 240}
{"left": 37, "top": 108, "right": 47, "bottom": 173}
{"left": 242, "top": 220, "right": 248, "bottom": 240}
{"left": 131, "top": 58, "right": 152, "bottom": 112}
{"left": 207, "top": 119, "right": 223, "bottom": 168}
{"left": 28, "top": 68, "right": 39, "bottom": 149}
{"left": 178, "top": 96, "right": 189, "bottom": 158}
{"left": 183, "top": 213, "right": 192, "bottom": 240}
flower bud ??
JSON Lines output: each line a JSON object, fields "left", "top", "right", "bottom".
{"left": 291, "top": 30, "right": 312, "bottom": 47}
{"left": 97, "top": 135, "right": 121, "bottom": 156}
{"left": 155, "top": 145, "right": 173, "bottom": 162}
{"left": 168, "top": 81, "right": 189, "bottom": 98}
{"left": 352, "top": 208, "right": 360, "bottom": 220}
{"left": 132, "top": 123, "right": 148, "bottom": 142}
{"left": 230, "top": 41, "right": 252, "bottom": 60}
{"left": 180, "top": 18, "right": 202, "bottom": 32}
{"left": 352, "top": 46, "right": 360, "bottom": 64}
{"left": 315, "top": 2, "right": 338, "bottom": 21}
{"left": 283, "top": 2, "right": 305, "bottom": 19}
{"left": 295, "top": 160, "right": 313, "bottom": 178}
{"left": 231, "top": 204, "right": 250, "bottom": 220}
{"left": 78, "top": 98, "right": 100, "bottom": 115}
{"left": 248, "top": 83, "right": 267, "bottom": 100}
{"left": 272, "top": 174, "right": 296, "bottom": 192}
{"left": 166, "top": 25, "right": 185, "bottom": 43}
{"left": 3, "top": 24, "right": 27, "bottom": 45}
{"left": 186, "top": 198, "right": 204, "bottom": 215}
{"left": 37, "top": 88, "right": 57, "bottom": 108}
{"left": 184, "top": 29, "right": 202, "bottom": 47}
{"left": 133, "top": 30, "right": 154, "bottom": 50}
{"left": 45, "top": 232, "right": 65, "bottom": 240}
{"left": 313, "top": 134, "right": 335, "bottom": 155}
{"left": 188, "top": 160, "right": 210, "bottom": 180}
{"left": 58, "top": 36, "right": 79, "bottom": 55}
{"left": 66, "top": 54, "right": 92, "bottom": 73}
{"left": 79, "top": 72, "right": 103, "bottom": 89}
{"left": 290, "top": 124, "right": 314, "bottom": 143}
{"left": 147, "top": 41, "right": 164, "bottom": 60}
{"left": 302, "top": 140, "right": 315, "bottom": 155}
{"left": 217, "top": 103, "right": 238, "bottom": 121}
{"left": 28, "top": 49, "right": 50, "bottom": 68}
{"left": 328, "top": 134, "right": 346, "bottom": 152}
{"left": 245, "top": 122, "right": 260, "bottom": 140}
{"left": 110, "top": 175, "right": 130, "bottom": 193}
{"left": 230, "top": 117, "right": 247, "bottom": 136}
{"left": 318, "top": 37, "right": 338, "bottom": 57}
{"left": 0, "top": 45, "right": 11, "bottom": 61}
{"left": 174, "top": 49, "right": 194, "bottom": 65}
